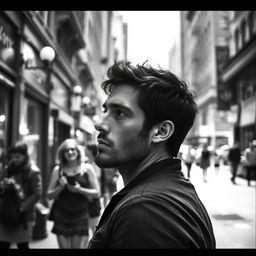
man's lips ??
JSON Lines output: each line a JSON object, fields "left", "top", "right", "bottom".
{"left": 97, "top": 138, "right": 111, "bottom": 147}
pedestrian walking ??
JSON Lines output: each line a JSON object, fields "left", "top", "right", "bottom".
{"left": 244, "top": 140, "right": 256, "bottom": 186}
{"left": 87, "top": 60, "right": 215, "bottom": 248}
{"left": 47, "top": 138, "right": 100, "bottom": 248}
{"left": 228, "top": 142, "right": 241, "bottom": 184}
{"left": 182, "top": 145, "right": 194, "bottom": 179}
{"left": 199, "top": 144, "right": 211, "bottom": 183}
{"left": 0, "top": 140, "right": 42, "bottom": 249}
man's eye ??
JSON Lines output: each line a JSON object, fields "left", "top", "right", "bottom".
{"left": 115, "top": 109, "right": 126, "bottom": 118}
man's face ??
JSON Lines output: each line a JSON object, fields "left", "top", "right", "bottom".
{"left": 95, "top": 84, "right": 151, "bottom": 168}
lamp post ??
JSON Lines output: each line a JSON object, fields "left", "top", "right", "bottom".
{"left": 22, "top": 45, "right": 55, "bottom": 240}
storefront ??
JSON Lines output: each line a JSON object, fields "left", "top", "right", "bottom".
{"left": 0, "top": 12, "right": 20, "bottom": 169}
{"left": 240, "top": 96, "right": 256, "bottom": 149}
{"left": 0, "top": 80, "right": 12, "bottom": 170}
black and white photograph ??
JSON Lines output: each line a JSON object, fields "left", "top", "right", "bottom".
{"left": 0, "top": 10, "right": 255, "bottom": 249}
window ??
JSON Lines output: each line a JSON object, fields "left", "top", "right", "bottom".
{"left": 36, "top": 11, "right": 49, "bottom": 25}
{"left": 241, "top": 19, "right": 246, "bottom": 46}
{"left": 248, "top": 11, "right": 254, "bottom": 39}
{"left": 234, "top": 28, "right": 240, "bottom": 52}
{"left": 20, "top": 96, "right": 44, "bottom": 168}
{"left": 0, "top": 85, "right": 10, "bottom": 169}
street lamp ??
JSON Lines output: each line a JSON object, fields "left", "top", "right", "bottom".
{"left": 82, "top": 96, "right": 91, "bottom": 106}
{"left": 22, "top": 45, "right": 55, "bottom": 93}
{"left": 23, "top": 46, "right": 55, "bottom": 70}
{"left": 71, "top": 85, "right": 83, "bottom": 112}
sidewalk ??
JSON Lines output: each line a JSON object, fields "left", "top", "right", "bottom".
{"left": 30, "top": 221, "right": 58, "bottom": 249}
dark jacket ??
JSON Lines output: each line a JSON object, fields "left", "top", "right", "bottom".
{"left": 88, "top": 158, "right": 216, "bottom": 248}
{"left": 228, "top": 146, "right": 241, "bottom": 163}
{"left": 1, "top": 163, "right": 42, "bottom": 221}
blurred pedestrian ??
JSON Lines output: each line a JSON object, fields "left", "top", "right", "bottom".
{"left": 47, "top": 138, "right": 100, "bottom": 248}
{"left": 0, "top": 140, "right": 42, "bottom": 249}
{"left": 228, "top": 142, "right": 241, "bottom": 184}
{"left": 87, "top": 60, "right": 215, "bottom": 248}
{"left": 244, "top": 140, "right": 256, "bottom": 186}
{"left": 182, "top": 145, "right": 194, "bottom": 179}
{"left": 86, "top": 143, "right": 102, "bottom": 240}
{"left": 199, "top": 144, "right": 211, "bottom": 183}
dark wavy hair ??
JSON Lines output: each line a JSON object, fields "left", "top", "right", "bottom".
{"left": 9, "top": 140, "right": 29, "bottom": 165}
{"left": 101, "top": 60, "right": 198, "bottom": 157}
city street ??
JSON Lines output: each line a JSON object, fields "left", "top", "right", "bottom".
{"left": 26, "top": 162, "right": 255, "bottom": 249}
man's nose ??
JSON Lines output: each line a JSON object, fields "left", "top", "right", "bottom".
{"left": 95, "top": 119, "right": 110, "bottom": 134}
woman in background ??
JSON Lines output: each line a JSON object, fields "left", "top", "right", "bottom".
{"left": 47, "top": 138, "right": 100, "bottom": 248}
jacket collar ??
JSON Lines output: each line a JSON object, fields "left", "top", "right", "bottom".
{"left": 118, "top": 157, "right": 182, "bottom": 195}
{"left": 98, "top": 158, "right": 182, "bottom": 226}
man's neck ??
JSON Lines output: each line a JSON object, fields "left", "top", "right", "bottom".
{"left": 119, "top": 148, "right": 170, "bottom": 186}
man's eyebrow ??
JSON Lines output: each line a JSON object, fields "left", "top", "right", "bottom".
{"left": 102, "top": 102, "right": 133, "bottom": 114}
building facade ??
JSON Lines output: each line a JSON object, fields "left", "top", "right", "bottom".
{"left": 0, "top": 10, "right": 122, "bottom": 201}
{"left": 180, "top": 11, "right": 234, "bottom": 149}
{"left": 222, "top": 11, "right": 256, "bottom": 150}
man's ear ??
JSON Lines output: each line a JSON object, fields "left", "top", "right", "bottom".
{"left": 151, "top": 120, "right": 175, "bottom": 143}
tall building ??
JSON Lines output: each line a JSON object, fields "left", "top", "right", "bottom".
{"left": 180, "top": 11, "right": 234, "bottom": 149}
{"left": 169, "top": 12, "right": 182, "bottom": 78}
{"left": 222, "top": 11, "right": 256, "bottom": 150}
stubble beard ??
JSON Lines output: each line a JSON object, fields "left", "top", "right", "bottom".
{"left": 95, "top": 130, "right": 150, "bottom": 169}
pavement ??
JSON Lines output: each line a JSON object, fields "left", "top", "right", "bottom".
{"left": 30, "top": 221, "right": 58, "bottom": 249}
{"left": 186, "top": 163, "right": 256, "bottom": 248}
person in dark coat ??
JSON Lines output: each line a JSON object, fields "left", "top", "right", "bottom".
{"left": 228, "top": 142, "right": 241, "bottom": 184}
{"left": 199, "top": 144, "right": 211, "bottom": 183}
{"left": 87, "top": 60, "right": 215, "bottom": 248}
{"left": 0, "top": 141, "right": 42, "bottom": 249}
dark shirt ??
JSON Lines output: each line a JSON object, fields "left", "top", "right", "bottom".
{"left": 87, "top": 158, "right": 216, "bottom": 248}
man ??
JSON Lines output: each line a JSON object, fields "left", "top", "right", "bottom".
{"left": 228, "top": 142, "right": 241, "bottom": 184}
{"left": 244, "top": 140, "right": 256, "bottom": 186}
{"left": 87, "top": 61, "right": 215, "bottom": 248}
